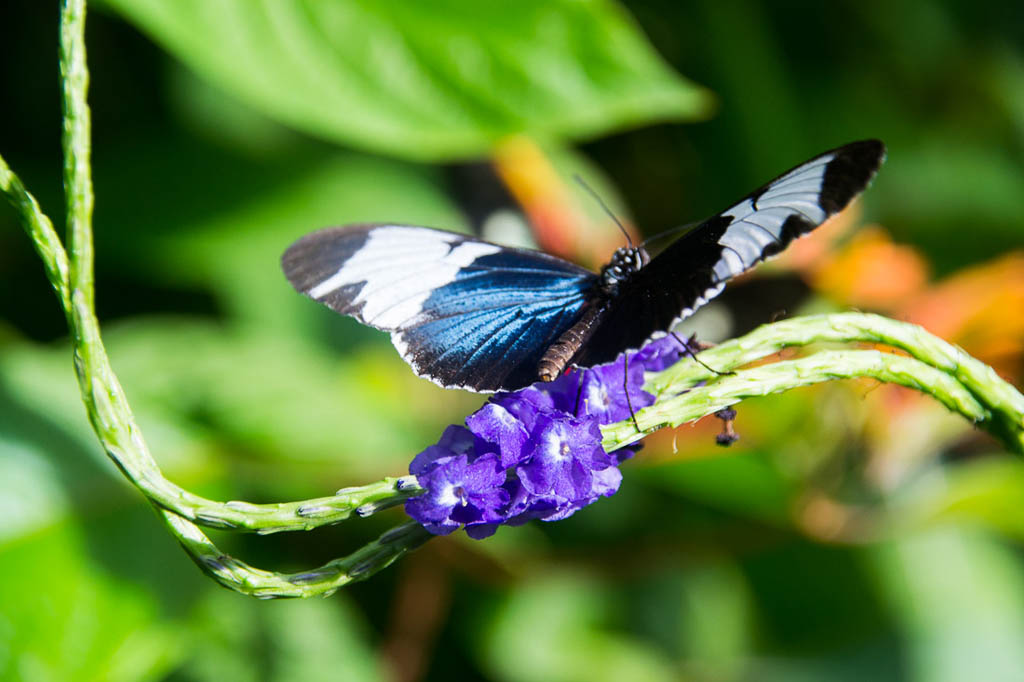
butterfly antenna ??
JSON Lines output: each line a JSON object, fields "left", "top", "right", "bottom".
{"left": 573, "top": 174, "right": 633, "bottom": 248}
{"left": 641, "top": 221, "right": 698, "bottom": 250}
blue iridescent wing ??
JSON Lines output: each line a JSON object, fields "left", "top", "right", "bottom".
{"left": 282, "top": 224, "right": 597, "bottom": 391}
{"left": 574, "top": 139, "right": 886, "bottom": 367}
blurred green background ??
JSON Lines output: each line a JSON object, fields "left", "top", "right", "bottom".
{"left": 2, "top": 1, "right": 1023, "bottom": 680}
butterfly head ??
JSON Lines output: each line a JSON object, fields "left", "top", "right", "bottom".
{"left": 600, "top": 246, "right": 649, "bottom": 295}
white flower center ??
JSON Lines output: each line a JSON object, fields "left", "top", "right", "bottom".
{"left": 543, "top": 428, "right": 570, "bottom": 462}
{"left": 437, "top": 482, "right": 463, "bottom": 507}
{"left": 586, "top": 382, "right": 610, "bottom": 411}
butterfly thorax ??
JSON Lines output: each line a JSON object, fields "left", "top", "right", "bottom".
{"left": 538, "top": 246, "right": 650, "bottom": 382}
{"left": 599, "top": 246, "right": 649, "bottom": 295}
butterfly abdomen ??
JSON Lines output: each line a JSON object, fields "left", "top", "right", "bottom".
{"left": 538, "top": 303, "right": 607, "bottom": 381}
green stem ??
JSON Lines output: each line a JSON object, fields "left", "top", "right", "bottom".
{"left": 603, "top": 349, "right": 996, "bottom": 450}
{"left": 644, "top": 313, "right": 1024, "bottom": 453}
{"left": 164, "top": 510, "right": 432, "bottom": 598}
{"left": 178, "top": 477, "right": 424, "bottom": 533}
{"left": 0, "top": 157, "right": 70, "bottom": 309}
{"left": 47, "top": 2, "right": 433, "bottom": 598}
{"left": 60, "top": 0, "right": 93, "bottom": 308}
{"left": 49, "top": 1, "right": 423, "bottom": 534}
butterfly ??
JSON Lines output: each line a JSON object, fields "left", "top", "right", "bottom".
{"left": 282, "top": 140, "right": 885, "bottom": 393}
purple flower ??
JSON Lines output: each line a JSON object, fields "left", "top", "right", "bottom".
{"left": 590, "top": 465, "right": 623, "bottom": 497}
{"left": 466, "top": 403, "right": 529, "bottom": 468}
{"left": 404, "top": 453, "right": 508, "bottom": 536}
{"left": 491, "top": 372, "right": 578, "bottom": 427}
{"left": 576, "top": 356, "right": 654, "bottom": 424}
{"left": 436, "top": 424, "right": 477, "bottom": 455}
{"left": 405, "top": 336, "right": 695, "bottom": 539}
{"left": 503, "top": 479, "right": 573, "bottom": 524}
{"left": 409, "top": 425, "right": 476, "bottom": 475}
{"left": 517, "top": 413, "right": 613, "bottom": 499}
{"left": 634, "top": 334, "right": 697, "bottom": 372}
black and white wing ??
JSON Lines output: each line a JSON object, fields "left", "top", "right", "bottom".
{"left": 282, "top": 224, "right": 598, "bottom": 392}
{"left": 575, "top": 139, "right": 886, "bottom": 367}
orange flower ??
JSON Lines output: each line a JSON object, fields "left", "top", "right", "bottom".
{"left": 808, "top": 226, "right": 931, "bottom": 310}
{"left": 492, "top": 136, "right": 582, "bottom": 258}
{"left": 900, "top": 252, "right": 1024, "bottom": 380}
{"left": 492, "top": 135, "right": 637, "bottom": 266}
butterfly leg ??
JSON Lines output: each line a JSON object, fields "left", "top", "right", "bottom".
{"left": 670, "top": 331, "right": 734, "bottom": 377}
{"left": 573, "top": 369, "right": 584, "bottom": 417}
{"left": 622, "top": 352, "right": 641, "bottom": 433}
{"left": 669, "top": 332, "right": 739, "bottom": 445}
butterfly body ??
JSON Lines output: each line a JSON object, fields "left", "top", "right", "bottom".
{"left": 282, "top": 140, "right": 886, "bottom": 393}
{"left": 535, "top": 245, "right": 649, "bottom": 381}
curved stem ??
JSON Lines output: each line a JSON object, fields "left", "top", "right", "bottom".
{"left": 182, "top": 478, "right": 424, "bottom": 533}
{"left": 3, "top": 156, "right": 424, "bottom": 535}
{"left": 49, "top": 0, "right": 424, "bottom": 533}
{"left": 604, "top": 349, "right": 1006, "bottom": 451}
{"left": 0, "top": 157, "right": 70, "bottom": 308}
{"left": 60, "top": 0, "right": 93, "bottom": 307}
{"left": 645, "top": 313, "right": 1024, "bottom": 453}
{"left": 164, "top": 511, "right": 432, "bottom": 598}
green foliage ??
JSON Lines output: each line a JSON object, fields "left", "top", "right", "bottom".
{"left": 97, "top": 0, "right": 711, "bottom": 161}
{"left": 1, "top": 320, "right": 444, "bottom": 479}
{"left": 2, "top": 0, "right": 1024, "bottom": 680}
{"left": 870, "top": 529, "right": 1024, "bottom": 682}
{"left": 181, "top": 592, "right": 382, "bottom": 682}
{"left": 482, "top": 573, "right": 678, "bottom": 682}
{"left": 0, "top": 524, "right": 184, "bottom": 681}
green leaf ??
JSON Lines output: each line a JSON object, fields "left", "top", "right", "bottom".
{"left": 0, "top": 440, "right": 70, "bottom": 545}
{"left": 877, "top": 140, "right": 1024, "bottom": 270}
{"left": 869, "top": 528, "right": 1024, "bottom": 682}
{"left": 897, "top": 458, "right": 1024, "bottom": 541}
{"left": 675, "top": 561, "right": 753, "bottom": 667}
{"left": 264, "top": 597, "right": 382, "bottom": 682}
{"left": 148, "top": 150, "right": 462, "bottom": 333}
{"left": 183, "top": 590, "right": 382, "bottom": 682}
{"left": 481, "top": 573, "right": 677, "bottom": 682}
{"left": 634, "top": 451, "right": 795, "bottom": 525}
{"left": 1, "top": 319, "right": 469, "bottom": 485}
{"left": 98, "top": 0, "right": 711, "bottom": 161}
{"left": 0, "top": 523, "right": 183, "bottom": 682}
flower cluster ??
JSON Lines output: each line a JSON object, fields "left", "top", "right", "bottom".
{"left": 405, "top": 335, "right": 698, "bottom": 538}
